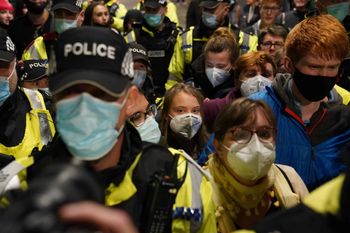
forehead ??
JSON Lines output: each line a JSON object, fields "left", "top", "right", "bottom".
{"left": 228, "top": 107, "right": 271, "bottom": 131}
{"left": 263, "top": 34, "right": 285, "bottom": 42}
{"left": 170, "top": 91, "right": 199, "bottom": 106}
{"left": 206, "top": 51, "right": 230, "bottom": 63}
{"left": 54, "top": 8, "right": 79, "bottom": 17}
{"left": 93, "top": 5, "right": 108, "bottom": 12}
{"left": 54, "top": 83, "right": 119, "bottom": 102}
{"left": 297, "top": 54, "right": 342, "bottom": 66}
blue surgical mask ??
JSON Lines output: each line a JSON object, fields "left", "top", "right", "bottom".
{"left": 56, "top": 92, "right": 128, "bottom": 160}
{"left": 0, "top": 63, "right": 16, "bottom": 107}
{"left": 144, "top": 13, "right": 163, "bottom": 28}
{"left": 202, "top": 11, "right": 218, "bottom": 29}
{"left": 205, "top": 67, "right": 231, "bottom": 87}
{"left": 0, "top": 79, "right": 10, "bottom": 107}
{"left": 136, "top": 116, "right": 161, "bottom": 144}
{"left": 55, "top": 18, "right": 78, "bottom": 34}
{"left": 327, "top": 2, "right": 350, "bottom": 22}
{"left": 132, "top": 70, "right": 147, "bottom": 88}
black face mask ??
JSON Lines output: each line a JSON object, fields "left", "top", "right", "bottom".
{"left": 292, "top": 67, "right": 337, "bottom": 102}
{"left": 25, "top": 0, "right": 48, "bottom": 14}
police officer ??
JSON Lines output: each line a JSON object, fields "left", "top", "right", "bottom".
{"left": 134, "top": 0, "right": 180, "bottom": 25}
{"left": 166, "top": 0, "right": 258, "bottom": 89}
{"left": 17, "top": 59, "right": 49, "bottom": 91}
{"left": 129, "top": 42, "right": 156, "bottom": 105}
{"left": 0, "top": 28, "right": 55, "bottom": 180}
{"left": 29, "top": 26, "right": 216, "bottom": 233}
{"left": 125, "top": 0, "right": 181, "bottom": 97}
{"left": 21, "top": 0, "right": 83, "bottom": 61}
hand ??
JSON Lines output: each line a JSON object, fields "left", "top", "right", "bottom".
{"left": 59, "top": 201, "right": 139, "bottom": 233}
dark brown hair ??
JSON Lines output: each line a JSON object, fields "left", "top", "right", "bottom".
{"left": 213, "top": 97, "right": 276, "bottom": 141}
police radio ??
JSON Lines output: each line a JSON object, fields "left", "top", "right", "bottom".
{"left": 141, "top": 154, "right": 186, "bottom": 233}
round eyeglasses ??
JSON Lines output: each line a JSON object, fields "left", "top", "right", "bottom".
{"left": 228, "top": 127, "right": 275, "bottom": 144}
{"left": 129, "top": 104, "right": 157, "bottom": 127}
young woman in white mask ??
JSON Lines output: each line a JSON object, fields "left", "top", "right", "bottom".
{"left": 159, "top": 83, "right": 208, "bottom": 161}
{"left": 208, "top": 97, "right": 308, "bottom": 232}
{"left": 190, "top": 27, "right": 239, "bottom": 99}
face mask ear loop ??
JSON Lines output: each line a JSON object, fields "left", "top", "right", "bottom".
{"left": 7, "top": 61, "right": 16, "bottom": 81}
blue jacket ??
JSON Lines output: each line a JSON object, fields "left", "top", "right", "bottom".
{"left": 251, "top": 75, "right": 350, "bottom": 190}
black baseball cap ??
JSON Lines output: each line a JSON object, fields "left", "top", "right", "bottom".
{"left": 17, "top": 59, "right": 48, "bottom": 82}
{"left": 52, "top": 0, "right": 82, "bottom": 13}
{"left": 0, "top": 29, "right": 16, "bottom": 62}
{"left": 143, "top": 0, "right": 167, "bottom": 9}
{"left": 200, "top": 0, "right": 230, "bottom": 9}
{"left": 49, "top": 27, "right": 134, "bottom": 98}
{"left": 128, "top": 43, "right": 151, "bottom": 67}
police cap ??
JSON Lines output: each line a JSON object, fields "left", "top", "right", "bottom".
{"left": 49, "top": 26, "right": 134, "bottom": 98}
{"left": 200, "top": 0, "right": 231, "bottom": 9}
{"left": 17, "top": 59, "right": 48, "bottom": 82}
{"left": 0, "top": 28, "right": 15, "bottom": 62}
{"left": 128, "top": 42, "right": 151, "bottom": 67}
{"left": 52, "top": 0, "right": 82, "bottom": 13}
{"left": 143, "top": 0, "right": 167, "bottom": 9}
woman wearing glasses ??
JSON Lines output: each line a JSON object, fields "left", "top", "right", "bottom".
{"left": 208, "top": 97, "right": 308, "bottom": 232}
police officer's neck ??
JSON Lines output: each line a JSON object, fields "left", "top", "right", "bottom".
{"left": 91, "top": 132, "right": 125, "bottom": 171}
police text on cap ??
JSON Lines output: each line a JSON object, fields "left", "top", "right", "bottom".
{"left": 64, "top": 42, "right": 116, "bottom": 60}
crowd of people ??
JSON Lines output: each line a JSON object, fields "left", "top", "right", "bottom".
{"left": 0, "top": 0, "right": 350, "bottom": 232}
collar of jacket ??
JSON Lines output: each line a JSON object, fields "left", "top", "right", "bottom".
{"left": 141, "top": 16, "right": 174, "bottom": 37}
{"left": 96, "top": 122, "right": 143, "bottom": 188}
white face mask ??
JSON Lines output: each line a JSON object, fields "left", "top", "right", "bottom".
{"left": 240, "top": 75, "right": 272, "bottom": 97}
{"left": 169, "top": 113, "right": 202, "bottom": 139}
{"left": 136, "top": 116, "right": 161, "bottom": 144}
{"left": 223, "top": 134, "right": 275, "bottom": 181}
{"left": 205, "top": 67, "right": 231, "bottom": 87}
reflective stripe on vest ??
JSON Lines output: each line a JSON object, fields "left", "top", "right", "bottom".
{"left": 181, "top": 27, "right": 194, "bottom": 65}
{"left": 105, "top": 153, "right": 141, "bottom": 206}
{"left": 240, "top": 32, "right": 250, "bottom": 54}
{"left": 188, "top": 161, "right": 204, "bottom": 233}
{"left": 0, "top": 88, "right": 55, "bottom": 167}
{"left": 0, "top": 160, "right": 25, "bottom": 195}
{"left": 23, "top": 88, "right": 53, "bottom": 146}
{"left": 125, "top": 31, "right": 136, "bottom": 43}
{"left": 169, "top": 148, "right": 207, "bottom": 232}
{"left": 21, "top": 36, "right": 48, "bottom": 61}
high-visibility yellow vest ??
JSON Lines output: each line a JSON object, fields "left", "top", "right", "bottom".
{"left": 0, "top": 88, "right": 56, "bottom": 168}
{"left": 105, "top": 147, "right": 217, "bottom": 233}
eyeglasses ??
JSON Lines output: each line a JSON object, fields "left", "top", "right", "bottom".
{"left": 228, "top": 127, "right": 275, "bottom": 144}
{"left": 261, "top": 6, "right": 281, "bottom": 12}
{"left": 129, "top": 104, "right": 157, "bottom": 127}
{"left": 261, "top": 41, "right": 284, "bottom": 49}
